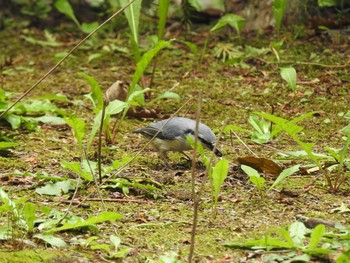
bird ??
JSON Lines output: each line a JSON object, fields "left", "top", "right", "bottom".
{"left": 134, "top": 117, "right": 222, "bottom": 165}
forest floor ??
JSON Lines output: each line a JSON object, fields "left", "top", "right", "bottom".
{"left": 0, "top": 18, "right": 350, "bottom": 263}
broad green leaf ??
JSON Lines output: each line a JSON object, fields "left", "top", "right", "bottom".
{"left": 241, "top": 165, "right": 260, "bottom": 177}
{"left": 87, "top": 111, "right": 102, "bottom": 150}
{"left": 308, "top": 224, "right": 325, "bottom": 249}
{"left": 269, "top": 165, "right": 300, "bottom": 191}
{"left": 128, "top": 40, "right": 173, "bottom": 96}
{"left": 148, "top": 91, "right": 180, "bottom": 105}
{"left": 127, "top": 86, "right": 150, "bottom": 107}
{"left": 106, "top": 99, "right": 128, "bottom": 115}
{"left": 241, "top": 165, "right": 265, "bottom": 189}
{"left": 273, "top": 0, "right": 287, "bottom": 32}
{"left": 210, "top": 14, "right": 245, "bottom": 34}
{"left": 278, "top": 228, "right": 295, "bottom": 247}
{"left": 340, "top": 123, "right": 350, "bottom": 137}
{"left": 5, "top": 114, "right": 22, "bottom": 130}
{"left": 212, "top": 159, "right": 228, "bottom": 201}
{"left": 64, "top": 116, "right": 86, "bottom": 148}
{"left": 79, "top": 72, "right": 103, "bottom": 110}
{"left": 110, "top": 235, "right": 121, "bottom": 250}
{"left": 81, "top": 22, "right": 99, "bottom": 34}
{"left": 224, "top": 236, "right": 293, "bottom": 249}
{"left": 46, "top": 211, "right": 124, "bottom": 234}
{"left": 61, "top": 161, "right": 93, "bottom": 181}
{"left": 23, "top": 202, "right": 37, "bottom": 232}
{"left": 289, "top": 221, "right": 306, "bottom": 246}
{"left": 35, "top": 115, "right": 66, "bottom": 125}
{"left": 188, "top": 0, "right": 202, "bottom": 11}
{"left": 35, "top": 183, "right": 62, "bottom": 196}
{"left": 158, "top": 0, "right": 170, "bottom": 40}
{"left": 0, "top": 142, "right": 18, "bottom": 150}
{"left": 119, "top": 0, "right": 142, "bottom": 44}
{"left": 249, "top": 175, "right": 265, "bottom": 189}
{"left": 55, "top": 180, "right": 77, "bottom": 193}
{"left": 54, "top": 0, "right": 80, "bottom": 28}
{"left": 87, "top": 53, "right": 103, "bottom": 63}
{"left": 280, "top": 67, "right": 297, "bottom": 91}
{"left": 34, "top": 234, "right": 67, "bottom": 248}
{"left": 318, "top": 0, "right": 338, "bottom": 7}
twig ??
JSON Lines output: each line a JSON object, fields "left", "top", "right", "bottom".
{"left": 230, "top": 130, "right": 258, "bottom": 157}
{"left": 0, "top": 0, "right": 137, "bottom": 118}
{"left": 188, "top": 92, "right": 202, "bottom": 263}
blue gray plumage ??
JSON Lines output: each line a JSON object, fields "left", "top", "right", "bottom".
{"left": 134, "top": 117, "right": 222, "bottom": 158}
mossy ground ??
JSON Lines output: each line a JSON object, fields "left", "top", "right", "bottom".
{"left": 0, "top": 19, "right": 349, "bottom": 262}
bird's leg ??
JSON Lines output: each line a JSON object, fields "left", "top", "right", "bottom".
{"left": 180, "top": 152, "right": 192, "bottom": 161}
{"left": 158, "top": 152, "right": 172, "bottom": 168}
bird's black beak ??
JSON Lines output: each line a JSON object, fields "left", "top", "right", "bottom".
{"left": 214, "top": 148, "right": 222, "bottom": 157}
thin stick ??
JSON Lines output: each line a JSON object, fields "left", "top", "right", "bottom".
{"left": 98, "top": 101, "right": 107, "bottom": 184}
{"left": 230, "top": 130, "right": 258, "bottom": 157}
{"left": 0, "top": 0, "right": 137, "bottom": 118}
{"left": 188, "top": 92, "right": 202, "bottom": 263}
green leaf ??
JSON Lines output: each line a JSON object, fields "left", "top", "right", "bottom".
{"left": 119, "top": 0, "right": 142, "bottom": 45}
{"left": 35, "top": 183, "right": 62, "bottom": 196}
{"left": 280, "top": 67, "right": 297, "bottom": 91}
{"left": 241, "top": 165, "right": 265, "bottom": 190}
{"left": 241, "top": 165, "right": 260, "bottom": 177}
{"left": 212, "top": 159, "right": 228, "bottom": 202}
{"left": 79, "top": 72, "right": 103, "bottom": 110}
{"left": 81, "top": 22, "right": 99, "bottom": 34}
{"left": 340, "top": 124, "right": 350, "bottom": 137}
{"left": 64, "top": 116, "right": 86, "bottom": 148}
{"left": 269, "top": 165, "right": 300, "bottom": 191}
{"left": 23, "top": 202, "right": 37, "bottom": 232}
{"left": 46, "top": 211, "right": 124, "bottom": 234}
{"left": 54, "top": 0, "right": 80, "bottom": 28}
{"left": 188, "top": 0, "right": 202, "bottom": 11}
{"left": 61, "top": 161, "right": 93, "bottom": 181}
{"left": 127, "top": 86, "right": 151, "bottom": 107}
{"left": 5, "top": 114, "right": 22, "bottom": 130}
{"left": 0, "top": 142, "right": 18, "bottom": 150}
{"left": 34, "top": 234, "right": 67, "bottom": 248}
{"left": 128, "top": 40, "right": 173, "bottom": 96}
{"left": 308, "top": 224, "right": 325, "bottom": 249}
{"left": 289, "top": 221, "right": 306, "bottom": 246}
{"left": 148, "top": 91, "right": 180, "bottom": 105}
{"left": 273, "top": 0, "right": 287, "bottom": 32}
{"left": 157, "top": 0, "right": 170, "bottom": 40}
{"left": 35, "top": 115, "right": 66, "bottom": 125}
{"left": 210, "top": 14, "right": 246, "bottom": 34}
{"left": 105, "top": 99, "right": 128, "bottom": 115}
{"left": 318, "top": 0, "right": 339, "bottom": 7}
{"left": 224, "top": 236, "right": 293, "bottom": 250}
{"left": 87, "top": 53, "right": 103, "bottom": 63}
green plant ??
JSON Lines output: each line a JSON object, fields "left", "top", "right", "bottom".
{"left": 225, "top": 112, "right": 315, "bottom": 144}
{"left": 225, "top": 221, "right": 350, "bottom": 262}
{"left": 187, "top": 135, "right": 228, "bottom": 219}
{"left": 256, "top": 112, "right": 350, "bottom": 192}
{"left": 0, "top": 88, "right": 66, "bottom": 130}
{"left": 11, "top": 0, "right": 52, "bottom": 19}
{"left": 273, "top": 0, "right": 287, "bottom": 35}
{"left": 0, "top": 187, "right": 125, "bottom": 248}
{"left": 241, "top": 163, "right": 300, "bottom": 197}
{"left": 280, "top": 66, "right": 297, "bottom": 92}
{"left": 119, "top": 0, "right": 142, "bottom": 62}
{"left": 201, "top": 13, "right": 245, "bottom": 63}
{"left": 241, "top": 165, "right": 266, "bottom": 196}
{"left": 54, "top": 0, "right": 99, "bottom": 33}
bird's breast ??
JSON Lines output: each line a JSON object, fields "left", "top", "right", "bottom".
{"left": 151, "top": 137, "right": 192, "bottom": 152}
